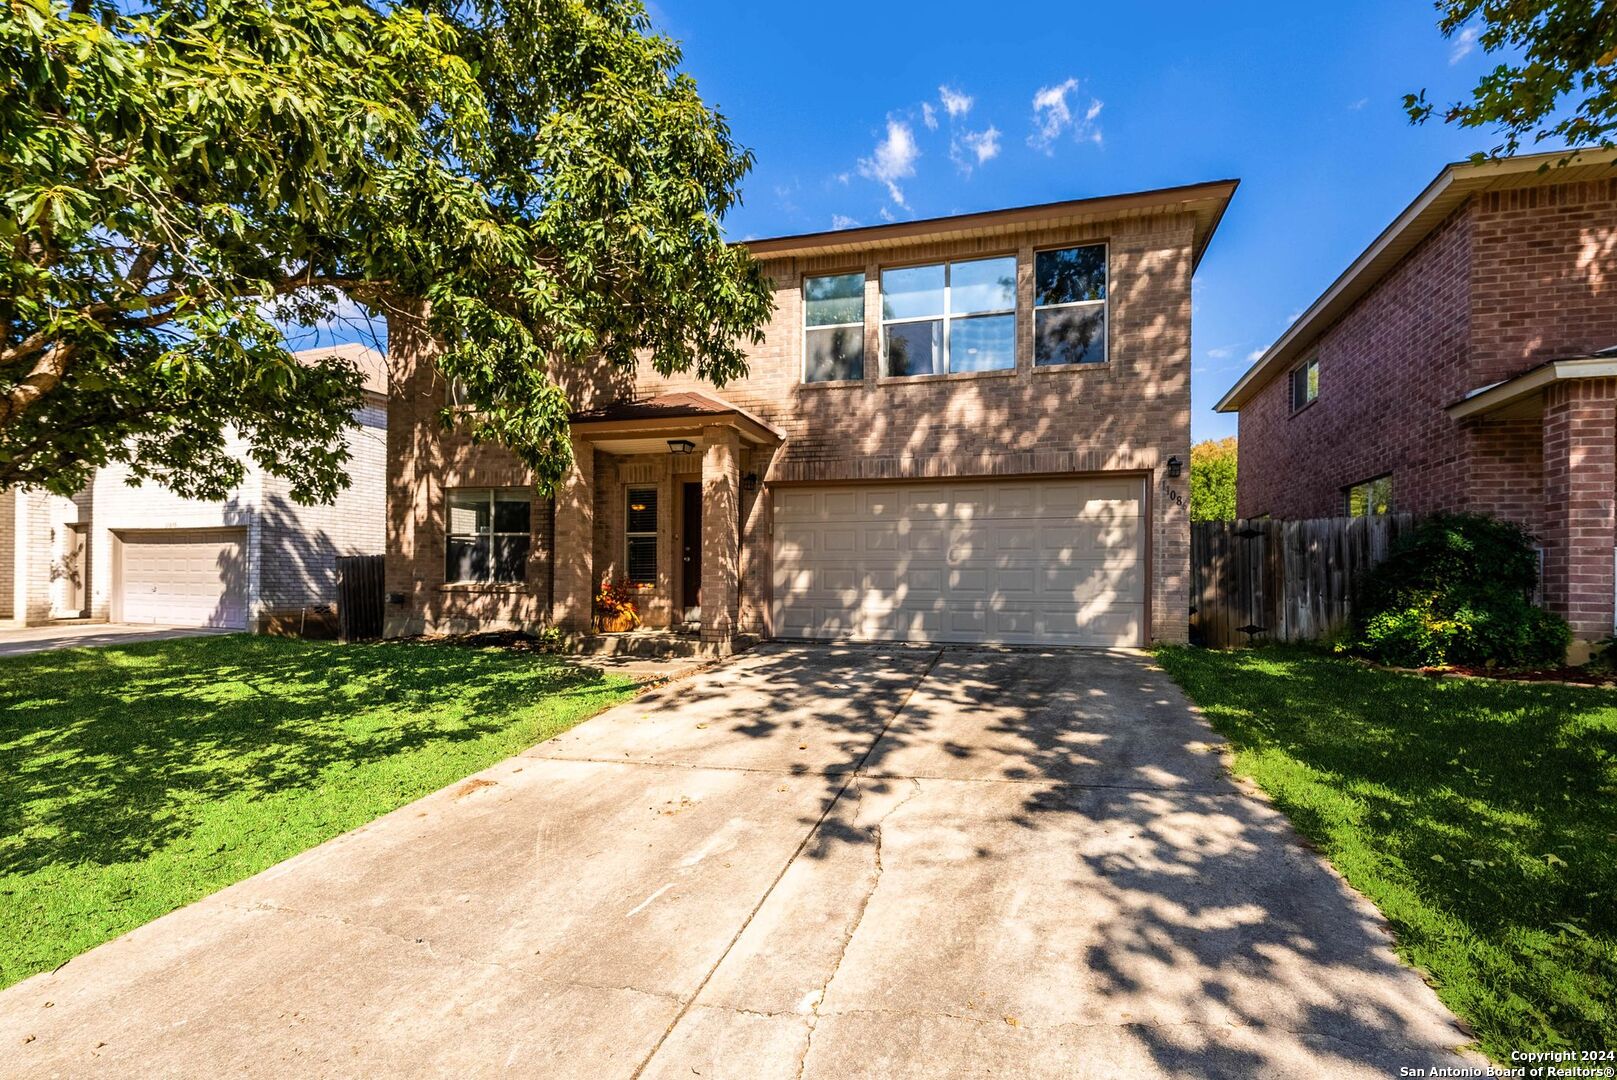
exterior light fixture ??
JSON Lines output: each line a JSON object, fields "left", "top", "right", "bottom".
{"left": 742, "top": 472, "right": 759, "bottom": 492}
{"left": 667, "top": 438, "right": 696, "bottom": 456}
{"left": 1166, "top": 456, "right": 1183, "bottom": 478}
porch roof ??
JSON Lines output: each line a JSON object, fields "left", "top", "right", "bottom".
{"left": 569, "top": 390, "right": 784, "bottom": 451}
{"left": 1446, "top": 351, "right": 1617, "bottom": 420}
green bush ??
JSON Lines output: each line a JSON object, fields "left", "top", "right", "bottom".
{"left": 1353, "top": 514, "right": 1570, "bottom": 668}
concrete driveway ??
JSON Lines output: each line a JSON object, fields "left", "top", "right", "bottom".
{"left": 0, "top": 622, "right": 234, "bottom": 657}
{"left": 0, "top": 644, "right": 1477, "bottom": 1078}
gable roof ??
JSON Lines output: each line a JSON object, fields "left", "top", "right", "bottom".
{"left": 1215, "top": 147, "right": 1617, "bottom": 413}
{"left": 740, "top": 178, "right": 1240, "bottom": 270}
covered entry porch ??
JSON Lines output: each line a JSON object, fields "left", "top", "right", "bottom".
{"left": 552, "top": 392, "right": 782, "bottom": 653}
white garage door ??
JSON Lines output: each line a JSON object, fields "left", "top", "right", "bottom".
{"left": 772, "top": 477, "right": 1144, "bottom": 646}
{"left": 118, "top": 529, "right": 249, "bottom": 629}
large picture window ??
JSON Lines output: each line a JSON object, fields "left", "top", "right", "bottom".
{"left": 1034, "top": 244, "right": 1108, "bottom": 365}
{"left": 626, "top": 488, "right": 659, "bottom": 585}
{"left": 446, "top": 489, "right": 530, "bottom": 583}
{"left": 881, "top": 256, "right": 1016, "bottom": 377}
{"left": 804, "top": 273, "right": 865, "bottom": 382}
{"left": 1346, "top": 475, "right": 1393, "bottom": 517}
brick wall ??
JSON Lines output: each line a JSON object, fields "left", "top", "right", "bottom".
{"left": 255, "top": 399, "right": 388, "bottom": 631}
{"left": 1237, "top": 204, "right": 1475, "bottom": 520}
{"left": 1470, "top": 178, "right": 1617, "bottom": 383}
{"left": 1541, "top": 378, "right": 1616, "bottom": 636}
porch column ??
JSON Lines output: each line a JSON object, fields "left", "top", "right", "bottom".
{"left": 552, "top": 435, "right": 595, "bottom": 635}
{"left": 1542, "top": 378, "right": 1616, "bottom": 645}
{"left": 701, "top": 424, "right": 741, "bottom": 652}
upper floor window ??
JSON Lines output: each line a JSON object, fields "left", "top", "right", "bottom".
{"left": 804, "top": 273, "right": 865, "bottom": 382}
{"left": 881, "top": 256, "right": 1016, "bottom": 377}
{"left": 1346, "top": 475, "right": 1393, "bottom": 517}
{"left": 1034, "top": 244, "right": 1107, "bottom": 365}
{"left": 1290, "top": 356, "right": 1320, "bottom": 411}
{"left": 446, "top": 489, "right": 530, "bottom": 583}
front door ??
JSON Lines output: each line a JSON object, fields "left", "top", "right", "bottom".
{"left": 681, "top": 482, "right": 703, "bottom": 625}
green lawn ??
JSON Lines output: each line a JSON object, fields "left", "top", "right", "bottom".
{"left": 0, "top": 635, "right": 636, "bottom": 990}
{"left": 1156, "top": 646, "right": 1617, "bottom": 1059}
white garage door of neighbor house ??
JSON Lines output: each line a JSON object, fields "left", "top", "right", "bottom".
{"left": 118, "top": 529, "right": 249, "bottom": 629}
{"left": 772, "top": 477, "right": 1145, "bottom": 647}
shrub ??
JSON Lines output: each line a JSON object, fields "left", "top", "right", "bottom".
{"left": 1352, "top": 514, "right": 1570, "bottom": 668}
{"left": 594, "top": 579, "right": 641, "bottom": 629}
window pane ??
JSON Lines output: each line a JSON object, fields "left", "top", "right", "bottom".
{"left": 448, "top": 491, "right": 490, "bottom": 535}
{"left": 881, "top": 264, "right": 946, "bottom": 320}
{"left": 627, "top": 489, "right": 658, "bottom": 534}
{"left": 804, "top": 273, "right": 864, "bottom": 327}
{"left": 949, "top": 314, "right": 1015, "bottom": 372}
{"left": 627, "top": 535, "right": 657, "bottom": 585}
{"left": 1035, "top": 245, "right": 1106, "bottom": 307}
{"left": 494, "top": 494, "right": 530, "bottom": 534}
{"left": 493, "top": 536, "right": 530, "bottom": 582}
{"left": 1034, "top": 304, "right": 1106, "bottom": 365}
{"left": 885, "top": 320, "right": 943, "bottom": 377}
{"left": 806, "top": 326, "right": 864, "bottom": 382}
{"left": 950, "top": 257, "right": 1016, "bottom": 315}
{"left": 1307, "top": 360, "right": 1320, "bottom": 402}
{"left": 446, "top": 536, "right": 488, "bottom": 582}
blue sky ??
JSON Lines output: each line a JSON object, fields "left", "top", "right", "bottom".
{"left": 647, "top": 0, "right": 1509, "bottom": 441}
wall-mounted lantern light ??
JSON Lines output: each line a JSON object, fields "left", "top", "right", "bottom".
{"left": 1166, "top": 455, "right": 1183, "bottom": 479}
{"left": 742, "top": 472, "right": 759, "bottom": 492}
{"left": 667, "top": 438, "right": 696, "bottom": 456}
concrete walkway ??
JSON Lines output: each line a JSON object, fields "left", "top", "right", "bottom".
{"left": 0, "top": 644, "right": 1479, "bottom": 1078}
{"left": 0, "top": 622, "right": 233, "bottom": 657}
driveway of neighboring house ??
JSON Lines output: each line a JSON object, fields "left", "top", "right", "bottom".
{"left": 0, "top": 644, "right": 1479, "bottom": 1078}
{"left": 0, "top": 622, "right": 234, "bottom": 657}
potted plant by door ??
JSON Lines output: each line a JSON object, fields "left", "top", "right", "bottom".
{"left": 594, "top": 579, "right": 641, "bottom": 634}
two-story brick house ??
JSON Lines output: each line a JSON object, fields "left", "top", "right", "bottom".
{"left": 384, "top": 179, "right": 1238, "bottom": 652}
{"left": 1216, "top": 149, "right": 1617, "bottom": 648}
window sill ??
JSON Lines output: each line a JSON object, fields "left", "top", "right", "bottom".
{"left": 796, "top": 378, "right": 867, "bottom": 391}
{"left": 1032, "top": 360, "right": 1111, "bottom": 374}
{"left": 876, "top": 367, "right": 1018, "bottom": 387}
{"left": 1289, "top": 398, "right": 1319, "bottom": 418}
{"left": 437, "top": 582, "right": 529, "bottom": 593}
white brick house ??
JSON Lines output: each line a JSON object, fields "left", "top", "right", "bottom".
{"left": 0, "top": 344, "right": 387, "bottom": 633}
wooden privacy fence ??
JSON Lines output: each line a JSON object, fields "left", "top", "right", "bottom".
{"left": 1190, "top": 514, "right": 1415, "bottom": 648}
{"left": 335, "top": 554, "right": 385, "bottom": 641}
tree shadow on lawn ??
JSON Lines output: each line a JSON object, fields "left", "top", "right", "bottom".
{"left": 0, "top": 635, "right": 619, "bottom": 880}
{"left": 1158, "top": 646, "right": 1617, "bottom": 1054}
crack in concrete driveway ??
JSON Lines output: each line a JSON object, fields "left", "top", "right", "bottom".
{"left": 0, "top": 643, "right": 1483, "bottom": 1078}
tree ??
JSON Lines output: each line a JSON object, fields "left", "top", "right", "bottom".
{"left": 1189, "top": 437, "right": 1237, "bottom": 523}
{"left": 1406, "top": 2, "right": 1617, "bottom": 157}
{"left": 0, "top": 0, "right": 771, "bottom": 502}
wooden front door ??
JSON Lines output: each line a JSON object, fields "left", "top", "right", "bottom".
{"left": 681, "top": 482, "right": 703, "bottom": 624}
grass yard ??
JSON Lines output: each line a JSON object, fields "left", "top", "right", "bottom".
{"left": 1156, "top": 646, "right": 1617, "bottom": 1059}
{"left": 0, "top": 635, "right": 637, "bottom": 991}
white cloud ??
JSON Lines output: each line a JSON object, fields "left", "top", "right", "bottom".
{"left": 1246, "top": 348, "right": 1265, "bottom": 363}
{"left": 1449, "top": 25, "right": 1480, "bottom": 64}
{"left": 921, "top": 102, "right": 938, "bottom": 130}
{"left": 1029, "top": 78, "right": 1103, "bottom": 153}
{"left": 950, "top": 125, "right": 1002, "bottom": 174}
{"left": 831, "top": 213, "right": 861, "bottom": 230}
{"left": 1206, "top": 346, "right": 1233, "bottom": 360}
{"left": 857, "top": 119, "right": 920, "bottom": 207}
{"left": 939, "top": 85, "right": 973, "bottom": 119}
{"left": 878, "top": 205, "right": 896, "bottom": 223}
{"left": 1348, "top": 97, "right": 1369, "bottom": 110}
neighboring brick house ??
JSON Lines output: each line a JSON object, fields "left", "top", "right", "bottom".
{"left": 0, "top": 344, "right": 387, "bottom": 632}
{"left": 1216, "top": 149, "right": 1617, "bottom": 646}
{"left": 385, "top": 179, "right": 1237, "bottom": 652}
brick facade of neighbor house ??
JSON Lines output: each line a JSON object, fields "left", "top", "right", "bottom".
{"left": 1221, "top": 152, "right": 1617, "bottom": 646}
{"left": 385, "top": 182, "right": 1234, "bottom": 649}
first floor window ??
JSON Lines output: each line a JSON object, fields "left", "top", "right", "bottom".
{"left": 1291, "top": 356, "right": 1320, "bottom": 411}
{"left": 626, "top": 488, "right": 659, "bottom": 585}
{"left": 1034, "top": 244, "right": 1108, "bottom": 365}
{"left": 1346, "top": 475, "right": 1393, "bottom": 517}
{"left": 446, "top": 489, "right": 531, "bottom": 582}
